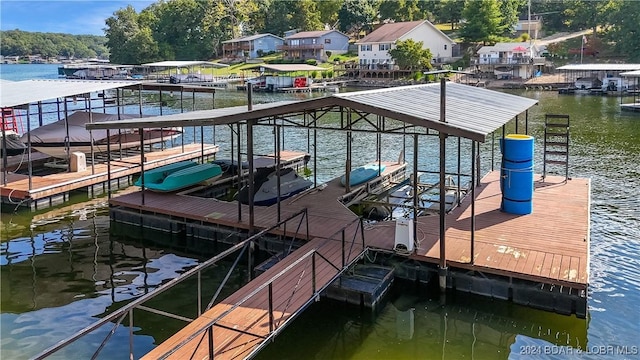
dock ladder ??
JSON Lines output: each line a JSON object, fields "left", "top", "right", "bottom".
{"left": 542, "top": 114, "right": 570, "bottom": 182}
{"left": 1, "top": 108, "right": 23, "bottom": 134}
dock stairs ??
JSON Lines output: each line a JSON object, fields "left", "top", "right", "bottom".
{"left": 542, "top": 114, "right": 570, "bottom": 182}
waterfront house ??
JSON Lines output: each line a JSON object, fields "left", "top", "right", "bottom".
{"left": 279, "top": 30, "right": 350, "bottom": 62}
{"left": 222, "top": 33, "right": 284, "bottom": 61}
{"left": 474, "top": 42, "right": 546, "bottom": 79}
{"left": 356, "top": 20, "right": 456, "bottom": 71}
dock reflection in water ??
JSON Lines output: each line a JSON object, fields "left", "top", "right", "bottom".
{"left": 256, "top": 285, "right": 588, "bottom": 360}
{"left": 0, "top": 203, "right": 235, "bottom": 359}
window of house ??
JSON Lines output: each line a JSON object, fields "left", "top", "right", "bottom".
{"left": 325, "top": 38, "right": 331, "bottom": 44}
{"left": 290, "top": 39, "right": 299, "bottom": 46}
{"left": 379, "top": 43, "right": 390, "bottom": 51}
{"left": 360, "top": 44, "right": 372, "bottom": 51}
{"left": 444, "top": 44, "right": 448, "bottom": 50}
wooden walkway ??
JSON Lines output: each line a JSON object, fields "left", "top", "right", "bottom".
{"left": 0, "top": 144, "right": 218, "bottom": 209}
{"left": 366, "top": 171, "right": 590, "bottom": 289}
{"left": 110, "top": 168, "right": 589, "bottom": 358}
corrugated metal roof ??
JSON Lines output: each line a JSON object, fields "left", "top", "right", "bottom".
{"left": 87, "top": 83, "right": 538, "bottom": 143}
{"left": 0, "top": 79, "right": 141, "bottom": 108}
{"left": 223, "top": 33, "right": 283, "bottom": 43}
{"left": 141, "top": 61, "right": 229, "bottom": 68}
{"left": 556, "top": 64, "right": 640, "bottom": 71}
{"left": 260, "top": 64, "right": 325, "bottom": 72}
{"left": 333, "top": 83, "right": 538, "bottom": 142}
{"left": 86, "top": 101, "right": 300, "bottom": 129}
{"left": 620, "top": 70, "right": 640, "bottom": 77}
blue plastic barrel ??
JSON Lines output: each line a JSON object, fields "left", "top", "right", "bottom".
{"left": 500, "top": 134, "right": 534, "bottom": 215}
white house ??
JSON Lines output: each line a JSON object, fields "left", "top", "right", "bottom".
{"left": 356, "top": 20, "right": 456, "bottom": 69}
{"left": 475, "top": 42, "right": 545, "bottom": 79}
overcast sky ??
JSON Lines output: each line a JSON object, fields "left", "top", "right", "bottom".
{"left": 1, "top": 1, "right": 156, "bottom": 36}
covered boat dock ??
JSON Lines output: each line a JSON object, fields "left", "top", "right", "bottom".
{"left": 0, "top": 79, "right": 219, "bottom": 210}
{"left": 32, "top": 82, "right": 592, "bottom": 359}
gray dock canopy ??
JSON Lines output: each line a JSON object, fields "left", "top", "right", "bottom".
{"left": 0, "top": 79, "right": 140, "bottom": 108}
{"left": 86, "top": 83, "right": 538, "bottom": 143}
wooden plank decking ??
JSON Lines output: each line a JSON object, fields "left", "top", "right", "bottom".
{"left": 0, "top": 144, "right": 218, "bottom": 202}
{"left": 365, "top": 171, "right": 590, "bottom": 288}
{"left": 142, "top": 235, "right": 364, "bottom": 360}
{"left": 111, "top": 168, "right": 589, "bottom": 359}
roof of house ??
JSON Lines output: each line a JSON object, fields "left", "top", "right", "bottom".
{"left": 357, "top": 20, "right": 454, "bottom": 44}
{"left": 477, "top": 42, "right": 537, "bottom": 54}
{"left": 285, "top": 30, "right": 346, "bottom": 40}
{"left": 222, "top": 33, "right": 283, "bottom": 44}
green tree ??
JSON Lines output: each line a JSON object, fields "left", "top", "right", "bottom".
{"left": 338, "top": 0, "right": 377, "bottom": 35}
{"left": 435, "top": 0, "right": 464, "bottom": 30}
{"left": 290, "top": 0, "right": 324, "bottom": 31}
{"left": 316, "top": 0, "right": 344, "bottom": 27}
{"left": 499, "top": 0, "right": 526, "bottom": 36}
{"left": 607, "top": 0, "right": 640, "bottom": 61}
{"left": 389, "top": 39, "right": 433, "bottom": 70}
{"left": 562, "top": 0, "right": 619, "bottom": 34}
{"left": 459, "top": 0, "right": 505, "bottom": 44}
{"left": 105, "top": 5, "right": 146, "bottom": 63}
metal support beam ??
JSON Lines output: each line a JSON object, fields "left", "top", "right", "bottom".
{"left": 438, "top": 78, "right": 448, "bottom": 291}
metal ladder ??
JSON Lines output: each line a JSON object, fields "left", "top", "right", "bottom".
{"left": 542, "top": 114, "right": 570, "bottom": 182}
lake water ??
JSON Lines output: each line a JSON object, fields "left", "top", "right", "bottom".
{"left": 1, "top": 64, "right": 639, "bottom": 359}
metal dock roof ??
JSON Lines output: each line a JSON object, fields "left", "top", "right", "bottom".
{"left": 556, "top": 64, "right": 640, "bottom": 71}
{"left": 0, "top": 79, "right": 141, "bottom": 108}
{"left": 86, "top": 82, "right": 538, "bottom": 143}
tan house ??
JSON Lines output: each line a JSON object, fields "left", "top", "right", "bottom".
{"left": 356, "top": 20, "right": 456, "bottom": 70}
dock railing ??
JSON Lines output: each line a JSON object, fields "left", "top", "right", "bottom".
{"left": 157, "top": 216, "right": 368, "bottom": 360}
{"left": 33, "top": 208, "right": 310, "bottom": 360}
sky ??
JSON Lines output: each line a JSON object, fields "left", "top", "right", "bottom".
{"left": 1, "top": 0, "right": 156, "bottom": 36}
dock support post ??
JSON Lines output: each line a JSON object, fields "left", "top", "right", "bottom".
{"left": 128, "top": 309, "right": 134, "bottom": 359}
{"left": 275, "top": 124, "right": 281, "bottom": 222}
{"left": 26, "top": 106, "right": 33, "bottom": 190}
{"left": 439, "top": 78, "right": 448, "bottom": 292}
{"left": 140, "top": 128, "right": 145, "bottom": 205}
{"left": 268, "top": 283, "right": 274, "bottom": 332}
{"left": 107, "top": 130, "right": 111, "bottom": 199}
{"left": 208, "top": 326, "right": 214, "bottom": 359}
{"left": 471, "top": 140, "right": 476, "bottom": 264}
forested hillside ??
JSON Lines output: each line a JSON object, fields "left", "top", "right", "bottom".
{"left": 2, "top": 0, "right": 638, "bottom": 63}
{"left": 0, "top": 30, "right": 108, "bottom": 59}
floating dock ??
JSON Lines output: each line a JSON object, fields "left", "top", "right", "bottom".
{"left": 0, "top": 144, "right": 218, "bottom": 211}
{"left": 106, "top": 167, "right": 589, "bottom": 359}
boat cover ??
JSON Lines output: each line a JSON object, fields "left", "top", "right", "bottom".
{"left": 21, "top": 111, "right": 144, "bottom": 144}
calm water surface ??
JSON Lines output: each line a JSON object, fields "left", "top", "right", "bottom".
{"left": 1, "top": 65, "right": 639, "bottom": 359}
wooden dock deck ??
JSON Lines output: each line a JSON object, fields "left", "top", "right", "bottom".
{"left": 109, "top": 169, "right": 589, "bottom": 358}
{"left": 0, "top": 143, "right": 218, "bottom": 210}
{"left": 366, "top": 171, "right": 590, "bottom": 289}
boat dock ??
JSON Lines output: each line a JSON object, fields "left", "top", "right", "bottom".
{"left": 107, "top": 167, "right": 588, "bottom": 359}
{"left": 32, "top": 83, "right": 591, "bottom": 359}
{"left": 0, "top": 144, "right": 218, "bottom": 211}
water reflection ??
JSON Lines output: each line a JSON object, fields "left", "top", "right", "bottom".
{"left": 256, "top": 285, "right": 588, "bottom": 360}
{"left": 0, "top": 206, "right": 203, "bottom": 358}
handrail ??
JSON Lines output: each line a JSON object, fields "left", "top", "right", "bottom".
{"left": 160, "top": 216, "right": 367, "bottom": 360}
{"left": 33, "top": 208, "right": 308, "bottom": 360}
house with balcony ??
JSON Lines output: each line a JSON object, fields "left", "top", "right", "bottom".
{"left": 278, "top": 30, "right": 349, "bottom": 62}
{"left": 474, "top": 42, "right": 546, "bottom": 79}
{"left": 222, "top": 33, "right": 283, "bottom": 60}
{"left": 356, "top": 20, "right": 456, "bottom": 74}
